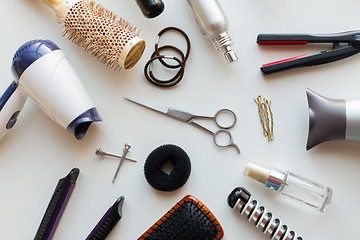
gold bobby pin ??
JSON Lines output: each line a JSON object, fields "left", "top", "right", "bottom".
{"left": 254, "top": 95, "right": 274, "bottom": 142}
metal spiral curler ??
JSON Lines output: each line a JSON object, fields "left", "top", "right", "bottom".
{"left": 227, "top": 187, "right": 303, "bottom": 240}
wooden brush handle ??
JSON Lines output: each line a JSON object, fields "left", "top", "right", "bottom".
{"left": 40, "top": 0, "right": 78, "bottom": 22}
{"left": 40, "top": 0, "right": 64, "bottom": 10}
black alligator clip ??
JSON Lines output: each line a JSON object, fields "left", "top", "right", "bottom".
{"left": 86, "top": 196, "right": 125, "bottom": 240}
{"left": 257, "top": 30, "right": 360, "bottom": 74}
{"left": 34, "top": 168, "right": 80, "bottom": 240}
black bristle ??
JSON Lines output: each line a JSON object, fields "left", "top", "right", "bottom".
{"left": 143, "top": 202, "right": 219, "bottom": 240}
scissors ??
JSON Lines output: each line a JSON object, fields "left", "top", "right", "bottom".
{"left": 125, "top": 97, "right": 240, "bottom": 153}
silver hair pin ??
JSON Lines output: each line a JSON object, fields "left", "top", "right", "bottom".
{"left": 95, "top": 148, "right": 137, "bottom": 162}
{"left": 95, "top": 145, "right": 136, "bottom": 183}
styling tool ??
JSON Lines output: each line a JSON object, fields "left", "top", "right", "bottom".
{"left": 124, "top": 97, "right": 240, "bottom": 153}
{"left": 136, "top": 0, "right": 164, "bottom": 18}
{"left": 228, "top": 187, "right": 303, "bottom": 240}
{"left": 144, "top": 144, "right": 191, "bottom": 192}
{"left": 138, "top": 195, "right": 224, "bottom": 239}
{"left": 0, "top": 40, "right": 101, "bottom": 141}
{"left": 144, "top": 27, "right": 191, "bottom": 87}
{"left": 306, "top": 88, "right": 360, "bottom": 150}
{"left": 86, "top": 196, "right": 125, "bottom": 240}
{"left": 34, "top": 168, "right": 79, "bottom": 240}
{"left": 187, "top": 0, "right": 237, "bottom": 63}
{"left": 257, "top": 30, "right": 360, "bottom": 74}
{"left": 39, "top": 0, "right": 146, "bottom": 70}
{"left": 244, "top": 161, "right": 332, "bottom": 212}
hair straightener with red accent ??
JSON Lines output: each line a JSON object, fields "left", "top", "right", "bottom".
{"left": 257, "top": 30, "right": 360, "bottom": 74}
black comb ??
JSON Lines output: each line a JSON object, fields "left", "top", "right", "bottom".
{"left": 138, "top": 195, "right": 224, "bottom": 240}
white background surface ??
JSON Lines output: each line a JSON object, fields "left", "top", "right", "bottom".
{"left": 1, "top": 0, "right": 360, "bottom": 239}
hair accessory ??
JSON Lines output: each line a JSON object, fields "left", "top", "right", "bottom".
{"left": 153, "top": 45, "right": 186, "bottom": 68}
{"left": 155, "top": 27, "right": 191, "bottom": 68}
{"left": 138, "top": 195, "right": 224, "bottom": 240}
{"left": 144, "top": 144, "right": 191, "bottom": 192}
{"left": 187, "top": 0, "right": 237, "bottom": 63}
{"left": 257, "top": 30, "right": 360, "bottom": 74}
{"left": 34, "top": 168, "right": 79, "bottom": 240}
{"left": 95, "top": 145, "right": 136, "bottom": 183}
{"left": 144, "top": 27, "right": 191, "bottom": 87}
{"left": 136, "top": 0, "right": 164, "bottom": 18}
{"left": 95, "top": 148, "right": 137, "bottom": 162}
{"left": 306, "top": 88, "right": 360, "bottom": 150}
{"left": 147, "top": 45, "right": 186, "bottom": 85}
{"left": 112, "top": 144, "right": 132, "bottom": 183}
{"left": 86, "top": 196, "right": 125, "bottom": 240}
{"left": 228, "top": 187, "right": 303, "bottom": 240}
{"left": 144, "top": 55, "right": 185, "bottom": 87}
{"left": 0, "top": 40, "right": 101, "bottom": 141}
{"left": 254, "top": 95, "right": 274, "bottom": 141}
{"left": 244, "top": 161, "right": 332, "bottom": 212}
{"left": 39, "top": 0, "right": 146, "bottom": 70}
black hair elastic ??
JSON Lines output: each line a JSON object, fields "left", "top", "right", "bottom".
{"left": 144, "top": 55, "right": 184, "bottom": 87}
{"left": 155, "top": 27, "right": 191, "bottom": 68}
{"left": 144, "top": 27, "right": 191, "bottom": 87}
{"left": 144, "top": 144, "right": 191, "bottom": 192}
{"left": 151, "top": 44, "right": 186, "bottom": 67}
{"left": 145, "top": 45, "right": 185, "bottom": 87}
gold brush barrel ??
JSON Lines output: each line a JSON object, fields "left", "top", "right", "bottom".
{"left": 40, "top": 0, "right": 145, "bottom": 70}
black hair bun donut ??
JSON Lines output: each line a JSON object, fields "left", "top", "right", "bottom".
{"left": 144, "top": 144, "right": 191, "bottom": 192}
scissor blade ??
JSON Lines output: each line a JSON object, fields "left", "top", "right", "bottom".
{"left": 124, "top": 97, "right": 171, "bottom": 115}
{"left": 125, "top": 97, "right": 195, "bottom": 122}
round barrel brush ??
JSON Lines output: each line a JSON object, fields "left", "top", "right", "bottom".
{"left": 40, "top": 0, "right": 146, "bottom": 70}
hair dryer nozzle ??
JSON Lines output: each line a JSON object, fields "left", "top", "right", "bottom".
{"left": 306, "top": 89, "right": 346, "bottom": 150}
{"left": 68, "top": 107, "right": 102, "bottom": 140}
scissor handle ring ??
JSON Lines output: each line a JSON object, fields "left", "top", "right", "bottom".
{"left": 213, "top": 129, "right": 241, "bottom": 153}
{"left": 213, "top": 129, "right": 233, "bottom": 148}
{"left": 214, "top": 109, "right": 237, "bottom": 129}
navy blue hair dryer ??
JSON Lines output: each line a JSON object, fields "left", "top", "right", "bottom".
{"left": 0, "top": 40, "right": 102, "bottom": 141}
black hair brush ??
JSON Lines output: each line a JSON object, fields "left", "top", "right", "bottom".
{"left": 138, "top": 195, "right": 224, "bottom": 240}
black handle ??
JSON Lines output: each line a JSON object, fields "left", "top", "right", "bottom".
{"left": 34, "top": 168, "right": 80, "bottom": 240}
{"left": 257, "top": 31, "right": 360, "bottom": 44}
{"left": 136, "top": 0, "right": 164, "bottom": 18}
{"left": 86, "top": 196, "right": 124, "bottom": 240}
{"left": 261, "top": 46, "right": 360, "bottom": 74}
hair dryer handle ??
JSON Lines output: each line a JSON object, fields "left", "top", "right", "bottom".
{"left": 0, "top": 83, "right": 26, "bottom": 140}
